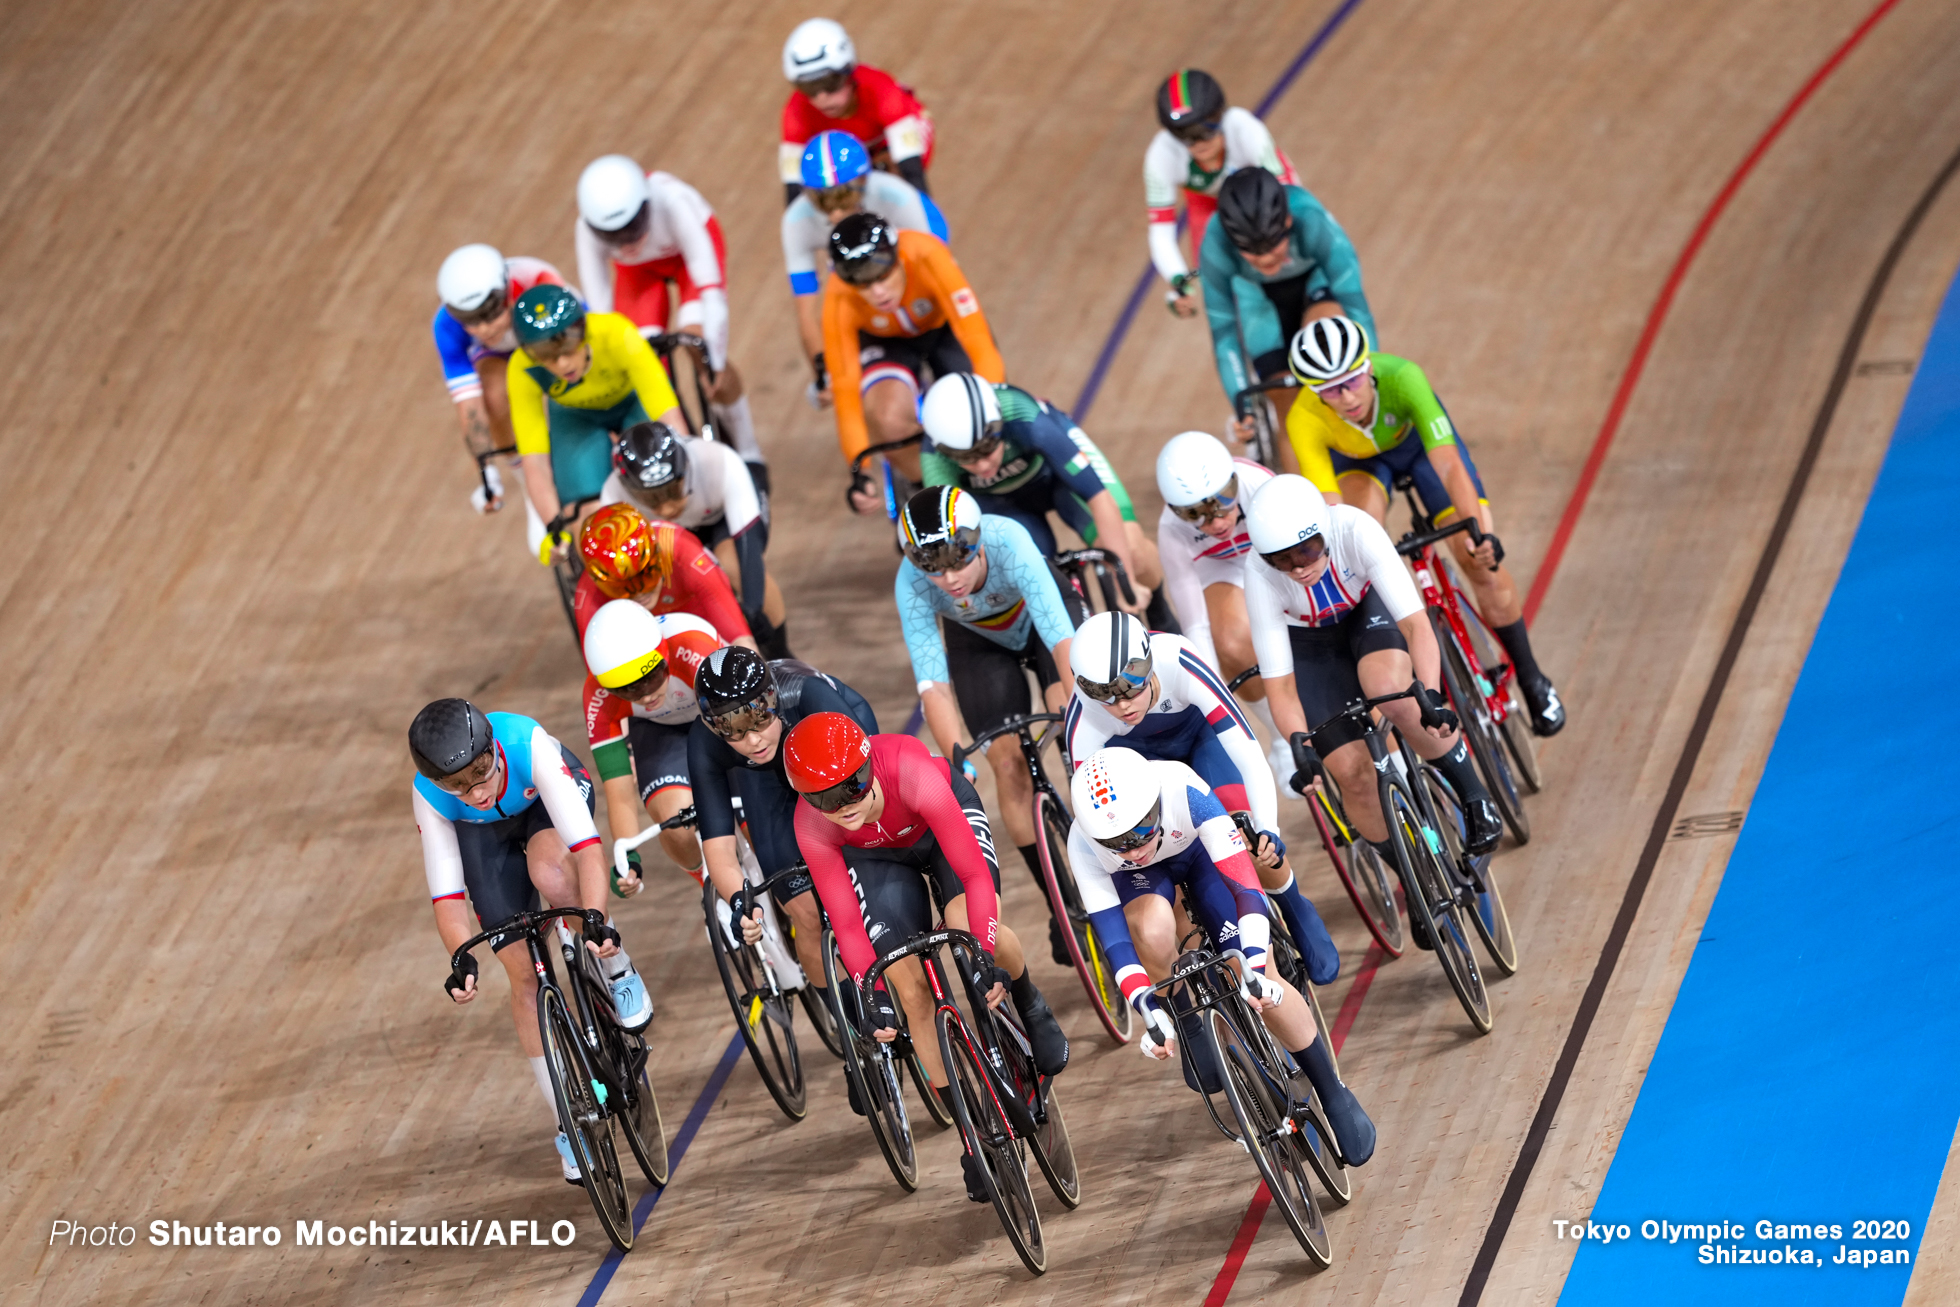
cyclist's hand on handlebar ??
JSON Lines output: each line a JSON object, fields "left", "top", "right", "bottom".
{"left": 1229, "top": 414, "right": 1259, "bottom": 449}
{"left": 582, "top": 908, "right": 621, "bottom": 958}
{"left": 444, "top": 953, "right": 479, "bottom": 1003}
{"left": 1287, "top": 733, "right": 1325, "bottom": 797}
{"left": 1140, "top": 1005, "right": 1178, "bottom": 1060}
{"left": 1115, "top": 582, "right": 1153, "bottom": 619}
{"left": 969, "top": 948, "right": 1011, "bottom": 1011}
{"left": 864, "top": 986, "right": 901, "bottom": 1042}
{"left": 610, "top": 849, "right": 644, "bottom": 899}
{"left": 1240, "top": 962, "right": 1285, "bottom": 1011}
{"left": 728, "top": 887, "right": 765, "bottom": 946}
{"left": 1412, "top": 679, "right": 1460, "bottom": 738}
{"left": 471, "top": 462, "right": 505, "bottom": 514}
{"left": 846, "top": 470, "right": 883, "bottom": 516}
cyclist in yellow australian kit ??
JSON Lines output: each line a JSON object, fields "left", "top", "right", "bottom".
{"left": 507, "top": 283, "right": 685, "bottom": 558}
{"left": 1284, "top": 316, "right": 1563, "bottom": 735}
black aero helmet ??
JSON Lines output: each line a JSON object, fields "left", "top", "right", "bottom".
{"left": 697, "top": 645, "right": 777, "bottom": 716}
{"left": 613, "top": 421, "right": 687, "bottom": 495}
{"left": 409, "top": 698, "right": 494, "bottom": 780}
{"left": 898, "top": 485, "right": 984, "bottom": 574}
{"left": 829, "top": 211, "right": 898, "bottom": 286}
{"left": 1216, "top": 167, "right": 1292, "bottom": 254}
{"left": 1156, "top": 69, "right": 1225, "bottom": 133}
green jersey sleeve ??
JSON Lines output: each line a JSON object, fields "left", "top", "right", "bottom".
{"left": 1375, "top": 356, "right": 1456, "bottom": 450}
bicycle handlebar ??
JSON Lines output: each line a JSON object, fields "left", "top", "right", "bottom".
{"left": 544, "top": 495, "right": 601, "bottom": 541}
{"left": 859, "top": 926, "right": 986, "bottom": 997}
{"left": 611, "top": 806, "right": 697, "bottom": 883}
{"left": 848, "top": 433, "right": 925, "bottom": 474}
{"left": 644, "top": 331, "right": 716, "bottom": 381}
{"left": 449, "top": 906, "right": 591, "bottom": 972}
{"left": 1053, "top": 546, "right": 1139, "bottom": 607}
{"left": 1227, "top": 666, "right": 1261, "bottom": 694}
{"left": 949, "top": 712, "right": 1063, "bottom": 773}
{"left": 1396, "top": 514, "right": 1505, "bottom": 566}
{"left": 1232, "top": 375, "right": 1301, "bottom": 418}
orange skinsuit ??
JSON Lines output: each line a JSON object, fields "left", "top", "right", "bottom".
{"left": 821, "top": 229, "right": 1004, "bottom": 463}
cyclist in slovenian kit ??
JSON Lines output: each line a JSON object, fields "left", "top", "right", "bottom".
{"left": 917, "top": 372, "right": 1171, "bottom": 629}
{"left": 1069, "top": 747, "right": 1374, "bottom": 1163}
{"left": 409, "top": 700, "right": 651, "bottom": 1185}
{"left": 1284, "top": 317, "right": 1564, "bottom": 735}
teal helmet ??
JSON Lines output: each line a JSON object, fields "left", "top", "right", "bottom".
{"left": 512, "top": 283, "right": 585, "bottom": 347}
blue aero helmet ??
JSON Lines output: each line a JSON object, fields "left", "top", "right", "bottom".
{"left": 800, "top": 131, "right": 872, "bottom": 190}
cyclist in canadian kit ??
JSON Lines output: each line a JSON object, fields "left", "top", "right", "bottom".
{"left": 579, "top": 599, "right": 727, "bottom": 888}
{"left": 600, "top": 423, "right": 791, "bottom": 660}
{"left": 778, "top": 18, "right": 934, "bottom": 203}
{"left": 1284, "top": 317, "right": 1565, "bottom": 734}
{"left": 1064, "top": 611, "right": 1340, "bottom": 987}
{"left": 573, "top": 155, "right": 769, "bottom": 486}
{"left": 505, "top": 285, "right": 685, "bottom": 557}
{"left": 1068, "top": 747, "right": 1374, "bottom": 1162}
{"left": 1144, "top": 70, "right": 1298, "bottom": 319}
{"left": 824, "top": 214, "right": 1004, "bottom": 514}
{"left": 785, "top": 712, "right": 1069, "bottom": 1202}
{"left": 784, "top": 131, "right": 948, "bottom": 404}
{"left": 571, "top": 502, "right": 754, "bottom": 650}
{"left": 894, "top": 487, "right": 1085, "bottom": 964}
{"left": 431, "top": 244, "right": 569, "bottom": 521}
{"left": 1242, "top": 474, "right": 1505, "bottom": 873}
{"left": 409, "top": 700, "right": 652, "bottom": 1185}
{"left": 688, "top": 646, "right": 881, "bottom": 1007}
{"left": 917, "top": 372, "right": 1166, "bottom": 625}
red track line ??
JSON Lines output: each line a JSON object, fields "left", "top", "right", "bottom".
{"left": 1206, "top": 1, "right": 1903, "bottom": 1296}
{"left": 1521, "top": 0, "right": 1903, "bottom": 625}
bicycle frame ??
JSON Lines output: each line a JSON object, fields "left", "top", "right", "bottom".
{"left": 1395, "top": 498, "right": 1519, "bottom": 731}
{"left": 1149, "top": 947, "right": 1305, "bottom": 1149}
{"left": 849, "top": 433, "right": 924, "bottom": 521}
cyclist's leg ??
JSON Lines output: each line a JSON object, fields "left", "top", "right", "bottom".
{"left": 1289, "top": 619, "right": 1389, "bottom": 842}
{"left": 547, "top": 397, "right": 640, "bottom": 513}
{"left": 847, "top": 852, "right": 947, "bottom": 1085}
{"left": 1332, "top": 463, "right": 1390, "bottom": 522}
{"left": 629, "top": 719, "right": 703, "bottom": 881}
{"left": 710, "top": 529, "right": 789, "bottom": 653}
{"left": 473, "top": 351, "right": 520, "bottom": 463}
{"left": 772, "top": 866, "right": 828, "bottom": 992}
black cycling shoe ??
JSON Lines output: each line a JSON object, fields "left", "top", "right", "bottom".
{"left": 844, "top": 1067, "right": 866, "bottom": 1116}
{"left": 960, "top": 1149, "right": 991, "bottom": 1203}
{"left": 1016, "top": 987, "right": 1071, "bottom": 1077}
{"left": 1463, "top": 795, "right": 1504, "bottom": 856}
{"left": 1305, "top": 1080, "right": 1377, "bottom": 1167}
{"left": 1048, "top": 918, "right": 1073, "bottom": 967}
{"left": 1521, "top": 675, "right": 1566, "bottom": 737}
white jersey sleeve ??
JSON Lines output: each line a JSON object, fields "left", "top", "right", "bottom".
{"left": 1069, "top": 823, "right": 1125, "bottom": 916}
{"left": 413, "top": 788, "right": 466, "bottom": 901}
{"left": 1245, "top": 560, "right": 1302, "bottom": 679}
{"left": 1157, "top": 506, "right": 1214, "bottom": 666}
{"left": 527, "top": 724, "right": 601, "bottom": 849}
{"left": 1219, "top": 107, "right": 1285, "bottom": 179}
{"left": 651, "top": 175, "right": 730, "bottom": 369}
{"left": 1158, "top": 638, "right": 1278, "bottom": 831}
{"left": 1143, "top": 130, "right": 1191, "bottom": 283}
{"left": 780, "top": 196, "right": 830, "bottom": 295}
{"left": 575, "top": 220, "right": 616, "bottom": 315}
{"left": 702, "top": 441, "right": 761, "bottom": 535}
{"left": 863, "top": 171, "right": 933, "bottom": 231}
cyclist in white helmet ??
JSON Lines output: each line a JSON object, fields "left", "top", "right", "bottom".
{"left": 778, "top": 18, "right": 935, "bottom": 204}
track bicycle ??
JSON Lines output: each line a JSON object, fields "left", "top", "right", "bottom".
{"left": 1392, "top": 480, "right": 1540, "bottom": 842}
{"left": 1226, "top": 666, "right": 1404, "bottom": 956}
{"left": 1233, "top": 375, "right": 1301, "bottom": 470}
{"left": 848, "top": 433, "right": 924, "bottom": 522}
{"left": 1149, "top": 943, "right": 1343, "bottom": 1266}
{"left": 644, "top": 331, "right": 718, "bottom": 440}
{"left": 864, "top": 926, "right": 1081, "bottom": 1276}
{"left": 448, "top": 908, "right": 668, "bottom": 1253}
{"left": 952, "top": 713, "right": 1133, "bottom": 1044}
{"left": 1295, "top": 683, "right": 1497, "bottom": 1033}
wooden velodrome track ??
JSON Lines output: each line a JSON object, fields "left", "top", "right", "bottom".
{"left": 7, "top": 0, "right": 1960, "bottom": 1302}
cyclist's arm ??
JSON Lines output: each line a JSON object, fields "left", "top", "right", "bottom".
{"left": 1395, "top": 362, "right": 1483, "bottom": 529}
{"left": 795, "top": 805, "right": 879, "bottom": 980}
{"left": 1284, "top": 405, "right": 1343, "bottom": 499}
{"left": 1198, "top": 229, "right": 1256, "bottom": 401}
{"left": 670, "top": 527, "right": 753, "bottom": 642}
{"left": 1346, "top": 512, "right": 1438, "bottom": 688}
{"left": 574, "top": 221, "right": 616, "bottom": 316}
{"left": 901, "top": 754, "right": 1000, "bottom": 955}
{"left": 1068, "top": 824, "right": 1165, "bottom": 1017}
{"left": 613, "top": 319, "right": 684, "bottom": 424}
{"left": 528, "top": 725, "right": 607, "bottom": 910}
{"left": 1173, "top": 644, "right": 1279, "bottom": 830}
{"left": 1061, "top": 694, "right": 1112, "bottom": 775}
{"left": 685, "top": 724, "right": 748, "bottom": 902}
{"left": 669, "top": 186, "right": 731, "bottom": 370}
{"left": 781, "top": 201, "right": 828, "bottom": 363}
{"left": 823, "top": 286, "right": 872, "bottom": 462}
{"left": 990, "top": 520, "right": 1077, "bottom": 665}
{"left": 896, "top": 566, "right": 960, "bottom": 754}
{"left": 1245, "top": 565, "right": 1310, "bottom": 740}
{"left": 1156, "top": 517, "right": 1213, "bottom": 662}
{"left": 585, "top": 682, "right": 641, "bottom": 847}
{"left": 1188, "top": 782, "right": 1273, "bottom": 971}
{"left": 414, "top": 790, "right": 482, "bottom": 963}
{"left": 506, "top": 357, "right": 563, "bottom": 528}
{"left": 917, "top": 239, "right": 1004, "bottom": 382}
{"left": 1142, "top": 136, "right": 1189, "bottom": 283}
{"left": 433, "top": 310, "right": 499, "bottom": 459}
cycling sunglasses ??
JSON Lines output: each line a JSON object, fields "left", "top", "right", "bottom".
{"left": 448, "top": 289, "right": 509, "bottom": 328}
{"left": 796, "top": 69, "right": 854, "bottom": 97}
{"left": 435, "top": 747, "right": 498, "bottom": 795}
{"left": 1171, "top": 118, "right": 1222, "bottom": 145}
{"left": 1168, "top": 475, "right": 1241, "bottom": 524}
{"left": 942, "top": 429, "right": 1005, "bottom": 464}
{"left": 704, "top": 698, "right": 778, "bottom": 740}
{"left": 810, "top": 180, "right": 867, "bottom": 213}
{"left": 1076, "top": 656, "right": 1154, "bottom": 705}
{"left": 1094, "top": 800, "right": 1164, "bottom": 853}
{"left": 1260, "top": 533, "right": 1329, "bottom": 573}
{"left": 1311, "top": 369, "right": 1372, "bottom": 399}
{"left": 804, "top": 760, "right": 876, "bottom": 813}
{"left": 525, "top": 323, "right": 587, "bottom": 362}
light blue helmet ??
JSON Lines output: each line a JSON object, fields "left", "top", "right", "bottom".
{"left": 800, "top": 131, "right": 871, "bottom": 189}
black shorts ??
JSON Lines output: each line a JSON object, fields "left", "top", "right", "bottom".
{"left": 943, "top": 567, "right": 1086, "bottom": 743}
{"left": 691, "top": 513, "right": 769, "bottom": 555}
{"left": 456, "top": 745, "right": 596, "bottom": 951}
{"left": 1250, "top": 274, "right": 1337, "bottom": 379}
{"left": 858, "top": 323, "right": 972, "bottom": 395}
{"left": 843, "top": 770, "right": 1002, "bottom": 959}
{"left": 627, "top": 716, "right": 693, "bottom": 804}
{"left": 1287, "top": 589, "right": 1411, "bottom": 753}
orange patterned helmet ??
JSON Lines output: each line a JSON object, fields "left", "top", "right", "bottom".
{"left": 580, "top": 504, "right": 656, "bottom": 599}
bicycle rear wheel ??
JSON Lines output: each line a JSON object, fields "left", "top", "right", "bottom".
{"left": 1422, "top": 767, "right": 1520, "bottom": 976}
{"left": 540, "top": 986, "right": 634, "bottom": 1252}
{"left": 1034, "top": 792, "right": 1133, "bottom": 1043}
{"left": 1432, "top": 609, "right": 1530, "bottom": 845}
{"left": 797, "top": 981, "right": 846, "bottom": 1060}
{"left": 1386, "top": 778, "right": 1493, "bottom": 1033}
{"left": 992, "top": 1006, "right": 1081, "bottom": 1210}
{"left": 939, "top": 1006, "right": 1046, "bottom": 1275}
{"left": 704, "top": 884, "right": 807, "bottom": 1120}
{"left": 1448, "top": 560, "right": 1544, "bottom": 795}
{"left": 1309, "top": 778, "right": 1404, "bottom": 955}
{"left": 1206, "top": 1006, "right": 1331, "bottom": 1266}
{"left": 1249, "top": 396, "right": 1283, "bottom": 469}
{"left": 821, "top": 930, "right": 919, "bottom": 1190}
{"left": 553, "top": 554, "right": 582, "bottom": 641}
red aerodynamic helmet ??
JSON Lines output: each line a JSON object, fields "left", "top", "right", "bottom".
{"left": 782, "top": 712, "right": 875, "bottom": 811}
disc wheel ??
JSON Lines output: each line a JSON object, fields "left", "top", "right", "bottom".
{"left": 939, "top": 1007, "right": 1046, "bottom": 1276}
{"left": 540, "top": 985, "right": 634, "bottom": 1252}
{"left": 1208, "top": 1008, "right": 1331, "bottom": 1266}
{"left": 705, "top": 884, "right": 806, "bottom": 1120}
{"left": 1034, "top": 792, "right": 1133, "bottom": 1043}
{"left": 1432, "top": 608, "right": 1530, "bottom": 844}
{"left": 1422, "top": 767, "right": 1520, "bottom": 976}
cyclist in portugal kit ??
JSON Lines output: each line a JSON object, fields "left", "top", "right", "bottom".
{"left": 409, "top": 700, "right": 651, "bottom": 1185}
{"left": 1067, "top": 747, "right": 1374, "bottom": 1163}
{"left": 778, "top": 19, "right": 934, "bottom": 203}
{"left": 1144, "top": 70, "right": 1298, "bottom": 319}
{"left": 1283, "top": 318, "right": 1564, "bottom": 734}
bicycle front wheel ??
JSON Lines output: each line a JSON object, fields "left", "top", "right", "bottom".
{"left": 1034, "top": 793, "right": 1133, "bottom": 1043}
{"left": 1207, "top": 1006, "right": 1331, "bottom": 1266}
{"left": 704, "top": 884, "right": 806, "bottom": 1121}
{"left": 1433, "top": 609, "right": 1529, "bottom": 844}
{"left": 1310, "top": 782, "right": 1404, "bottom": 955}
{"left": 1387, "top": 778, "right": 1493, "bottom": 1033}
{"left": 1449, "top": 561, "right": 1545, "bottom": 795}
{"left": 821, "top": 931, "right": 919, "bottom": 1190}
{"left": 939, "top": 1006, "right": 1046, "bottom": 1275}
{"left": 540, "top": 985, "right": 634, "bottom": 1252}
{"left": 1423, "top": 767, "right": 1520, "bottom": 976}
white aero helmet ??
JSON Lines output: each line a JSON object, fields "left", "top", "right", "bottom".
{"left": 578, "top": 155, "right": 652, "bottom": 234}
{"left": 1244, "top": 474, "right": 1330, "bottom": 561}
{"left": 1070, "top": 747, "right": 1165, "bottom": 850}
{"left": 783, "top": 17, "right": 856, "bottom": 82}
{"left": 1288, "top": 315, "right": 1371, "bottom": 387}
{"left": 437, "top": 243, "right": 509, "bottom": 314}
{"left": 583, "top": 599, "right": 670, "bottom": 692}
{"left": 920, "top": 374, "right": 1003, "bottom": 452}
{"left": 1070, "top": 611, "right": 1153, "bottom": 704}
{"left": 1155, "top": 430, "right": 1237, "bottom": 510}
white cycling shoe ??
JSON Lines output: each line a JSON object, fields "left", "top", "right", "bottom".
{"left": 610, "top": 967, "right": 654, "bottom": 1032}
{"left": 554, "top": 1131, "right": 583, "bottom": 1186}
